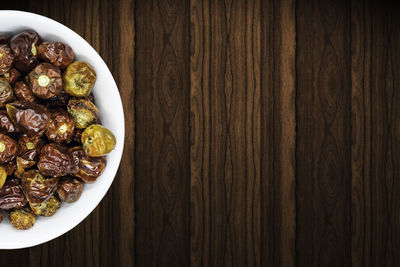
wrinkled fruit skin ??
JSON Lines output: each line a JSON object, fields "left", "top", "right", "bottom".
{"left": 0, "top": 133, "right": 18, "bottom": 163}
{"left": 82, "top": 124, "right": 116, "bottom": 157}
{"left": 67, "top": 98, "right": 99, "bottom": 129}
{"left": 2, "top": 159, "right": 16, "bottom": 175}
{"left": 0, "top": 68, "right": 21, "bottom": 86}
{"left": 30, "top": 195, "right": 60, "bottom": 216}
{"left": 45, "top": 109, "right": 75, "bottom": 143}
{"left": 0, "top": 110, "right": 21, "bottom": 133}
{"left": 14, "top": 81, "right": 36, "bottom": 102}
{"left": 21, "top": 170, "right": 58, "bottom": 204}
{"left": 10, "top": 30, "right": 40, "bottom": 73}
{"left": 38, "top": 42, "right": 74, "bottom": 69}
{"left": 15, "top": 156, "right": 35, "bottom": 178}
{"left": 9, "top": 208, "right": 35, "bottom": 230}
{"left": 18, "top": 134, "right": 45, "bottom": 162}
{"left": 29, "top": 63, "right": 62, "bottom": 99}
{"left": 71, "top": 148, "right": 106, "bottom": 183}
{"left": 0, "top": 179, "right": 27, "bottom": 210}
{"left": 0, "top": 78, "right": 14, "bottom": 108}
{"left": 38, "top": 143, "right": 75, "bottom": 177}
{"left": 6, "top": 102, "right": 50, "bottom": 137}
{"left": 44, "top": 90, "right": 70, "bottom": 109}
{"left": 0, "top": 45, "right": 14, "bottom": 75}
{"left": 57, "top": 177, "right": 83, "bottom": 203}
{"left": 63, "top": 61, "right": 96, "bottom": 97}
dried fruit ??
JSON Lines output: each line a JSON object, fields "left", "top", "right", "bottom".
{"left": 81, "top": 124, "right": 116, "bottom": 157}
{"left": 10, "top": 30, "right": 40, "bottom": 72}
{"left": 67, "top": 98, "right": 99, "bottom": 129}
{"left": 0, "top": 179, "right": 27, "bottom": 210}
{"left": 0, "top": 133, "right": 18, "bottom": 163}
{"left": 6, "top": 102, "right": 50, "bottom": 137}
{"left": 9, "top": 208, "right": 35, "bottom": 230}
{"left": 21, "top": 169, "right": 58, "bottom": 204}
{"left": 71, "top": 148, "right": 106, "bottom": 183}
{"left": 30, "top": 195, "right": 61, "bottom": 217}
{"left": 38, "top": 42, "right": 74, "bottom": 69}
{"left": 57, "top": 178, "right": 83, "bottom": 203}
{"left": 63, "top": 61, "right": 96, "bottom": 97}
{"left": 45, "top": 109, "right": 75, "bottom": 143}
{"left": 37, "top": 143, "right": 75, "bottom": 177}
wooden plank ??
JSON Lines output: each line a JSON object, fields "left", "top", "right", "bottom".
{"left": 272, "top": 0, "right": 296, "bottom": 265}
{"left": 189, "top": 0, "right": 211, "bottom": 265}
{"left": 260, "top": 0, "right": 296, "bottom": 265}
{"left": 111, "top": 0, "right": 135, "bottom": 265}
{"left": 190, "top": 0, "right": 262, "bottom": 265}
{"left": 296, "top": 0, "right": 351, "bottom": 266}
{"left": 134, "top": 0, "right": 190, "bottom": 266}
{"left": 369, "top": 2, "right": 400, "bottom": 265}
{"left": 351, "top": 0, "right": 372, "bottom": 266}
{"left": 260, "top": 0, "right": 275, "bottom": 265}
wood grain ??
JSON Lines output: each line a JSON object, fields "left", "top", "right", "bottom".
{"left": 260, "top": 0, "right": 297, "bottom": 266}
{"left": 296, "top": 0, "right": 351, "bottom": 266}
{"left": 190, "top": 0, "right": 263, "bottom": 265}
{"left": 135, "top": 0, "right": 190, "bottom": 266}
{"left": 1, "top": 0, "right": 400, "bottom": 266}
{"left": 369, "top": 2, "right": 400, "bottom": 266}
{"left": 351, "top": 0, "right": 372, "bottom": 266}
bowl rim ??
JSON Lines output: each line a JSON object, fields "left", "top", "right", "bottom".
{"left": 0, "top": 10, "right": 125, "bottom": 249}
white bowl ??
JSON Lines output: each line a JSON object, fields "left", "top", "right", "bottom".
{"left": 0, "top": 11, "right": 125, "bottom": 249}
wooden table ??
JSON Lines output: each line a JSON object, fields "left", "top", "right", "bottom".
{"left": 0, "top": 0, "right": 399, "bottom": 266}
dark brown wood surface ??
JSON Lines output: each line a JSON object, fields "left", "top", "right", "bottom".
{"left": 0, "top": 0, "right": 399, "bottom": 266}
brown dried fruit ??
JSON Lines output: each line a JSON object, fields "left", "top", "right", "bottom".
{"left": 57, "top": 177, "right": 83, "bottom": 203}
{"left": 2, "top": 159, "right": 16, "bottom": 175}
{"left": 0, "top": 179, "right": 27, "bottom": 210}
{"left": 13, "top": 81, "right": 36, "bottom": 102}
{"left": 0, "top": 68, "right": 21, "bottom": 87}
{"left": 38, "top": 42, "right": 74, "bottom": 69}
{"left": 10, "top": 30, "right": 40, "bottom": 73}
{"left": 15, "top": 156, "right": 36, "bottom": 179}
{"left": 45, "top": 109, "right": 75, "bottom": 143}
{"left": 29, "top": 63, "right": 62, "bottom": 99}
{"left": 0, "top": 110, "right": 20, "bottom": 133}
{"left": 0, "top": 44, "right": 14, "bottom": 75}
{"left": 71, "top": 148, "right": 105, "bottom": 183}
{"left": 38, "top": 143, "right": 75, "bottom": 177}
{"left": 21, "top": 169, "right": 58, "bottom": 204}
{"left": 17, "top": 134, "right": 45, "bottom": 162}
{"left": 6, "top": 102, "right": 50, "bottom": 137}
{"left": 0, "top": 133, "right": 18, "bottom": 163}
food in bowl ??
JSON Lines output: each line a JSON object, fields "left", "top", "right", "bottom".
{"left": 0, "top": 30, "right": 116, "bottom": 230}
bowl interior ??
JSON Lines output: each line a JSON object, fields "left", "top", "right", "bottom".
{"left": 0, "top": 11, "right": 124, "bottom": 249}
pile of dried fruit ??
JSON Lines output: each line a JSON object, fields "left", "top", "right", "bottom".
{"left": 0, "top": 30, "right": 116, "bottom": 230}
